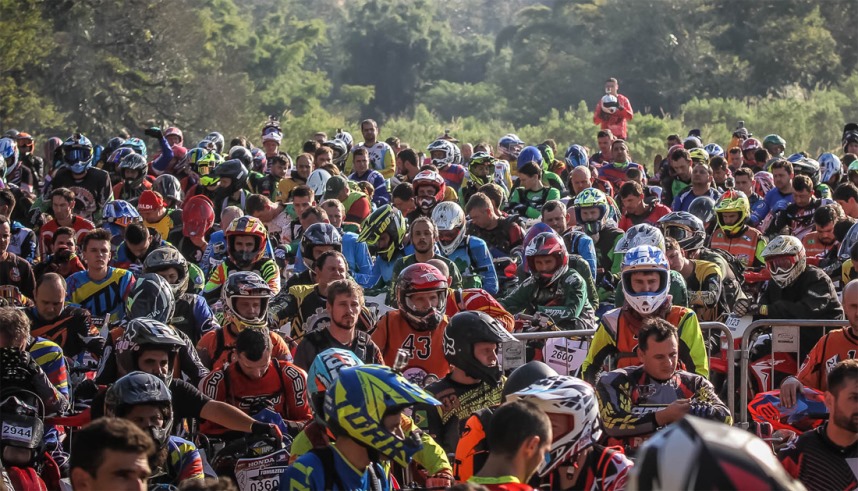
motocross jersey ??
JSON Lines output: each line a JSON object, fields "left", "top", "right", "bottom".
{"left": 372, "top": 310, "right": 450, "bottom": 383}
{"left": 446, "top": 288, "right": 515, "bottom": 332}
{"left": 7, "top": 221, "right": 37, "bottom": 264}
{"left": 709, "top": 225, "right": 766, "bottom": 269}
{"left": 767, "top": 198, "right": 830, "bottom": 240}
{"left": 801, "top": 231, "right": 837, "bottom": 261}
{"left": 292, "top": 328, "right": 383, "bottom": 370}
{"left": 500, "top": 268, "right": 596, "bottom": 331}
{"left": 598, "top": 162, "right": 644, "bottom": 190}
{"left": 592, "top": 227, "right": 625, "bottom": 278}
{"left": 272, "top": 284, "right": 375, "bottom": 339}
{"left": 614, "top": 269, "right": 689, "bottom": 308}
{"left": 199, "top": 359, "right": 311, "bottom": 436}
{"left": 779, "top": 423, "right": 858, "bottom": 491}
{"left": 438, "top": 163, "right": 466, "bottom": 192}
{"left": 347, "top": 141, "right": 396, "bottom": 179}
{"left": 27, "top": 336, "right": 69, "bottom": 398}
{"left": 38, "top": 215, "right": 94, "bottom": 259}
{"left": 26, "top": 305, "right": 97, "bottom": 358}
{"left": 171, "top": 293, "right": 219, "bottom": 344}
{"left": 143, "top": 208, "right": 183, "bottom": 241}
{"left": 749, "top": 187, "right": 793, "bottom": 227}
{"left": 508, "top": 186, "right": 561, "bottom": 219}
{"left": 467, "top": 216, "right": 525, "bottom": 262}
{"left": 112, "top": 237, "right": 168, "bottom": 275}
{"left": 350, "top": 168, "right": 391, "bottom": 206}
{"left": 250, "top": 172, "right": 282, "bottom": 202}
{"left": 292, "top": 231, "right": 376, "bottom": 288}
{"left": 679, "top": 259, "right": 723, "bottom": 322}
{"left": 797, "top": 328, "right": 858, "bottom": 393}
{"left": 547, "top": 444, "right": 632, "bottom": 491}
{"left": 581, "top": 305, "right": 708, "bottom": 384}
{"left": 199, "top": 230, "right": 277, "bottom": 277}
{"left": 196, "top": 324, "right": 292, "bottom": 372}
{"left": 112, "top": 178, "right": 152, "bottom": 204}
{"left": 66, "top": 266, "right": 135, "bottom": 323}
{"left": 277, "top": 174, "right": 306, "bottom": 203}
{"left": 593, "top": 94, "right": 633, "bottom": 140}
{"left": 289, "top": 415, "right": 452, "bottom": 477}
{"left": 388, "top": 255, "right": 463, "bottom": 307}
{"left": 47, "top": 167, "right": 114, "bottom": 222}
{"left": 154, "top": 436, "right": 205, "bottom": 485}
{"left": 202, "top": 257, "right": 280, "bottom": 303}
{"left": 468, "top": 476, "right": 535, "bottom": 491}
{"left": 364, "top": 247, "right": 408, "bottom": 294}
{"left": 437, "top": 235, "right": 499, "bottom": 295}
{"left": 282, "top": 443, "right": 394, "bottom": 491}
{"left": 0, "top": 252, "right": 36, "bottom": 299}
{"left": 671, "top": 187, "right": 722, "bottom": 213}
{"left": 562, "top": 229, "right": 598, "bottom": 279}
{"left": 617, "top": 202, "right": 672, "bottom": 231}
{"left": 596, "top": 365, "right": 730, "bottom": 447}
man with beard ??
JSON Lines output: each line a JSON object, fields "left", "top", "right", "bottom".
{"left": 292, "top": 278, "right": 383, "bottom": 370}
{"left": 780, "top": 356, "right": 858, "bottom": 490}
{"left": 802, "top": 204, "right": 847, "bottom": 261}
{"left": 389, "top": 217, "right": 463, "bottom": 307}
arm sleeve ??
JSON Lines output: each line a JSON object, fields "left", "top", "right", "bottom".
{"left": 203, "top": 264, "right": 226, "bottom": 303}
{"left": 617, "top": 94, "right": 634, "bottom": 120}
{"left": 470, "top": 239, "right": 498, "bottom": 296}
{"left": 688, "top": 264, "right": 722, "bottom": 308}
{"left": 766, "top": 276, "right": 837, "bottom": 320}
{"left": 281, "top": 364, "right": 313, "bottom": 423}
{"left": 404, "top": 414, "right": 452, "bottom": 475}
{"left": 150, "top": 137, "right": 174, "bottom": 173}
{"left": 174, "top": 440, "right": 205, "bottom": 482}
{"left": 193, "top": 296, "right": 219, "bottom": 338}
{"left": 372, "top": 173, "right": 391, "bottom": 206}
{"left": 535, "top": 274, "right": 586, "bottom": 328}
{"left": 581, "top": 321, "right": 617, "bottom": 384}
{"left": 350, "top": 239, "right": 375, "bottom": 286}
{"left": 678, "top": 312, "right": 710, "bottom": 378}
{"left": 172, "top": 379, "right": 212, "bottom": 420}
{"left": 596, "top": 372, "right": 658, "bottom": 437}
{"left": 578, "top": 235, "right": 598, "bottom": 279}
{"left": 693, "top": 377, "right": 732, "bottom": 425}
{"left": 499, "top": 280, "right": 533, "bottom": 316}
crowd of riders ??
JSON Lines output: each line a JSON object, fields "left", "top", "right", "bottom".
{"left": 1, "top": 87, "right": 858, "bottom": 490}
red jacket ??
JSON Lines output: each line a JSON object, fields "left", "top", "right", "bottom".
{"left": 593, "top": 94, "right": 633, "bottom": 140}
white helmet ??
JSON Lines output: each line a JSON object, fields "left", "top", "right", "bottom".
{"left": 427, "top": 139, "right": 456, "bottom": 168}
{"left": 761, "top": 235, "right": 806, "bottom": 288}
{"left": 839, "top": 222, "right": 858, "bottom": 261}
{"left": 818, "top": 152, "right": 842, "bottom": 184}
{"left": 306, "top": 169, "right": 331, "bottom": 201}
{"left": 621, "top": 245, "right": 671, "bottom": 315}
{"left": 601, "top": 94, "right": 619, "bottom": 114}
{"left": 509, "top": 376, "right": 602, "bottom": 476}
{"left": 614, "top": 223, "right": 665, "bottom": 255}
{"left": 431, "top": 201, "right": 466, "bottom": 256}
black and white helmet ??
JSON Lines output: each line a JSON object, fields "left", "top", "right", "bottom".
{"left": 427, "top": 139, "right": 456, "bottom": 168}
{"left": 143, "top": 247, "right": 190, "bottom": 297}
{"left": 153, "top": 174, "right": 184, "bottom": 205}
{"left": 125, "top": 273, "right": 176, "bottom": 323}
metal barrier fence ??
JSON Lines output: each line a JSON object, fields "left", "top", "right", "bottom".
{"left": 738, "top": 319, "right": 849, "bottom": 426}
{"left": 509, "top": 323, "right": 736, "bottom": 419}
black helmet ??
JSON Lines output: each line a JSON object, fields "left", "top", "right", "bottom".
{"left": 214, "top": 159, "right": 249, "bottom": 194}
{"left": 443, "top": 311, "right": 515, "bottom": 385}
{"left": 791, "top": 156, "right": 821, "bottom": 186}
{"left": 658, "top": 211, "right": 706, "bottom": 250}
{"left": 125, "top": 273, "right": 175, "bottom": 323}
{"left": 105, "top": 371, "right": 173, "bottom": 449}
{"left": 204, "top": 131, "right": 225, "bottom": 154}
{"left": 0, "top": 388, "right": 45, "bottom": 466}
{"left": 501, "top": 361, "right": 559, "bottom": 400}
{"left": 228, "top": 145, "right": 253, "bottom": 168}
{"left": 222, "top": 271, "right": 272, "bottom": 331}
{"left": 118, "top": 152, "right": 148, "bottom": 189}
{"left": 300, "top": 223, "right": 342, "bottom": 271}
{"left": 688, "top": 196, "right": 716, "bottom": 230}
{"left": 153, "top": 174, "right": 184, "bottom": 205}
{"left": 115, "top": 318, "right": 184, "bottom": 382}
{"left": 105, "top": 136, "right": 125, "bottom": 158}
{"left": 143, "top": 247, "right": 189, "bottom": 297}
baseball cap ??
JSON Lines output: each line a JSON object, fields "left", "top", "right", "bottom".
{"left": 138, "top": 190, "right": 166, "bottom": 211}
{"left": 323, "top": 175, "right": 349, "bottom": 200}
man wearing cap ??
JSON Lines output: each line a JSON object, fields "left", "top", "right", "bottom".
{"left": 324, "top": 175, "right": 372, "bottom": 224}
{"left": 137, "top": 190, "right": 183, "bottom": 240}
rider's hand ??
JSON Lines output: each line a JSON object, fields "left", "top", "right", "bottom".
{"left": 780, "top": 377, "right": 803, "bottom": 409}
{"left": 733, "top": 298, "right": 759, "bottom": 317}
{"left": 656, "top": 399, "right": 690, "bottom": 426}
{"left": 531, "top": 312, "right": 555, "bottom": 331}
{"left": 144, "top": 127, "right": 163, "bottom": 139}
{"left": 251, "top": 422, "right": 283, "bottom": 442}
{"left": 425, "top": 471, "right": 455, "bottom": 489}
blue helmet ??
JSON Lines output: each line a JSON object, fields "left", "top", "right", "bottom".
{"left": 818, "top": 153, "right": 842, "bottom": 183}
{"left": 120, "top": 137, "right": 147, "bottom": 158}
{"left": 62, "top": 134, "right": 94, "bottom": 174}
{"left": 498, "top": 134, "right": 524, "bottom": 159}
{"left": 565, "top": 144, "right": 589, "bottom": 168}
{"left": 307, "top": 348, "right": 364, "bottom": 423}
{"left": 516, "top": 145, "right": 543, "bottom": 170}
{"left": 103, "top": 200, "right": 142, "bottom": 237}
{"left": 0, "top": 138, "right": 19, "bottom": 177}
{"left": 704, "top": 143, "right": 724, "bottom": 158}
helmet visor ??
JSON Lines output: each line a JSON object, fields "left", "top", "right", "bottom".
{"left": 64, "top": 146, "right": 92, "bottom": 164}
{"left": 663, "top": 225, "right": 691, "bottom": 243}
{"left": 766, "top": 255, "right": 797, "bottom": 275}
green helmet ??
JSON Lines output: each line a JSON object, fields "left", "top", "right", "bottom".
{"left": 573, "top": 188, "right": 609, "bottom": 236}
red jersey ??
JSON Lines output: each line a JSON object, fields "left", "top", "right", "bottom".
{"left": 617, "top": 203, "right": 671, "bottom": 231}
{"left": 198, "top": 359, "right": 311, "bottom": 435}
{"left": 446, "top": 288, "right": 514, "bottom": 332}
{"left": 196, "top": 325, "right": 292, "bottom": 371}
{"left": 798, "top": 328, "right": 858, "bottom": 392}
{"left": 372, "top": 310, "right": 450, "bottom": 384}
{"left": 39, "top": 215, "right": 94, "bottom": 257}
{"left": 593, "top": 93, "right": 633, "bottom": 140}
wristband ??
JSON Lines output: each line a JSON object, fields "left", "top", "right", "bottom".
{"left": 759, "top": 304, "right": 768, "bottom": 316}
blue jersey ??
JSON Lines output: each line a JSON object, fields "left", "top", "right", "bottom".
{"left": 350, "top": 169, "right": 391, "bottom": 207}
{"left": 439, "top": 236, "right": 499, "bottom": 295}
{"left": 66, "top": 267, "right": 135, "bottom": 322}
{"left": 749, "top": 188, "right": 793, "bottom": 226}
{"left": 293, "top": 231, "right": 375, "bottom": 288}
{"left": 28, "top": 337, "right": 68, "bottom": 398}
{"left": 280, "top": 445, "right": 393, "bottom": 491}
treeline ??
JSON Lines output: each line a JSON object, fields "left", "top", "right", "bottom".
{"left": 2, "top": 0, "right": 856, "bottom": 170}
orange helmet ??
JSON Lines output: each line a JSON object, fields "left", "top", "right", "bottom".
{"left": 225, "top": 216, "right": 268, "bottom": 268}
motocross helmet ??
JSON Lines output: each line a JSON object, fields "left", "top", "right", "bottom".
{"left": 118, "top": 152, "right": 148, "bottom": 189}
{"left": 204, "top": 132, "right": 225, "bottom": 154}
{"left": 688, "top": 147, "right": 710, "bottom": 164}
{"left": 573, "top": 188, "right": 609, "bottom": 236}
{"left": 601, "top": 94, "right": 619, "bottom": 112}
{"left": 222, "top": 271, "right": 272, "bottom": 331}
{"left": 525, "top": 232, "right": 569, "bottom": 287}
{"left": 443, "top": 311, "right": 515, "bottom": 385}
{"left": 195, "top": 150, "right": 223, "bottom": 179}
{"left": 115, "top": 318, "right": 184, "bottom": 382}
{"left": 301, "top": 223, "right": 343, "bottom": 271}
{"left": 182, "top": 195, "right": 215, "bottom": 238}
{"left": 704, "top": 143, "right": 725, "bottom": 158}
{"left": 126, "top": 273, "right": 176, "bottom": 324}
{"left": 153, "top": 174, "right": 184, "bottom": 206}
{"left": 467, "top": 152, "right": 496, "bottom": 187}
{"left": 250, "top": 147, "right": 267, "bottom": 173}
{"left": 714, "top": 189, "right": 750, "bottom": 235}
{"left": 307, "top": 168, "right": 331, "bottom": 201}
{"left": 754, "top": 171, "right": 774, "bottom": 197}
{"left": 427, "top": 139, "right": 456, "bottom": 168}
{"left": 502, "top": 361, "right": 559, "bottom": 400}
{"left": 228, "top": 146, "right": 253, "bottom": 168}
{"left": 107, "top": 147, "right": 136, "bottom": 171}
{"left": 120, "top": 137, "right": 147, "bottom": 158}
{"left": 839, "top": 222, "right": 858, "bottom": 261}
{"left": 225, "top": 216, "right": 267, "bottom": 268}
{"left": 104, "top": 136, "right": 124, "bottom": 159}
{"left": 322, "top": 139, "right": 349, "bottom": 169}
{"left": 307, "top": 348, "right": 364, "bottom": 424}
{"left": 614, "top": 223, "right": 666, "bottom": 254}
{"left": 164, "top": 127, "right": 183, "bottom": 144}
{"left": 741, "top": 138, "right": 762, "bottom": 154}
{"left": 324, "top": 365, "right": 441, "bottom": 467}
{"left": 334, "top": 129, "right": 354, "bottom": 150}
{"left": 509, "top": 375, "right": 602, "bottom": 476}
{"left": 144, "top": 247, "right": 190, "bottom": 297}
{"left": 564, "top": 144, "right": 589, "bottom": 169}
{"left": 62, "top": 134, "right": 95, "bottom": 174}
{"left": 396, "top": 263, "right": 448, "bottom": 332}
{"left": 0, "top": 138, "right": 19, "bottom": 177}
{"left": 763, "top": 134, "right": 786, "bottom": 152}
{"left": 791, "top": 156, "right": 821, "bottom": 186}
{"left": 627, "top": 416, "right": 804, "bottom": 491}
{"left": 358, "top": 205, "right": 406, "bottom": 262}
{"left": 0, "top": 388, "right": 45, "bottom": 467}
{"left": 516, "top": 146, "right": 543, "bottom": 171}
{"left": 105, "top": 371, "right": 173, "bottom": 450}
{"left": 658, "top": 211, "right": 706, "bottom": 250}
{"left": 621, "top": 245, "right": 671, "bottom": 315}
{"left": 214, "top": 159, "right": 249, "bottom": 195}
{"left": 432, "top": 202, "right": 467, "bottom": 256}
{"left": 498, "top": 134, "right": 524, "bottom": 159}
{"left": 103, "top": 200, "right": 142, "bottom": 237}
{"left": 761, "top": 235, "right": 806, "bottom": 288}
{"left": 412, "top": 170, "right": 446, "bottom": 214}
{"left": 818, "top": 153, "right": 842, "bottom": 184}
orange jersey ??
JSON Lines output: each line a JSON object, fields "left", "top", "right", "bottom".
{"left": 196, "top": 325, "right": 292, "bottom": 371}
{"left": 198, "top": 359, "right": 311, "bottom": 435}
{"left": 802, "top": 231, "right": 837, "bottom": 261}
{"left": 446, "top": 289, "right": 514, "bottom": 333}
{"left": 372, "top": 310, "right": 450, "bottom": 384}
{"left": 798, "top": 328, "right": 858, "bottom": 392}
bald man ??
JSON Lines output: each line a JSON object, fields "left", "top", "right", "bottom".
{"left": 570, "top": 166, "right": 594, "bottom": 197}
{"left": 780, "top": 280, "right": 858, "bottom": 407}
{"left": 27, "top": 272, "right": 102, "bottom": 358}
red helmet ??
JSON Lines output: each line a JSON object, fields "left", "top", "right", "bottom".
{"left": 741, "top": 138, "right": 762, "bottom": 153}
{"left": 396, "top": 263, "right": 448, "bottom": 331}
{"left": 182, "top": 195, "right": 215, "bottom": 238}
{"left": 412, "top": 170, "right": 446, "bottom": 213}
{"left": 525, "top": 232, "right": 569, "bottom": 286}
{"left": 164, "top": 127, "right": 183, "bottom": 144}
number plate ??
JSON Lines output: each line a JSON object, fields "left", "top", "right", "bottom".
{"left": 2, "top": 422, "right": 33, "bottom": 443}
{"left": 234, "top": 449, "right": 289, "bottom": 491}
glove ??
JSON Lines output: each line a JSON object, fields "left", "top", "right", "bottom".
{"left": 732, "top": 298, "right": 760, "bottom": 317}
{"left": 251, "top": 421, "right": 283, "bottom": 442}
{"left": 425, "top": 471, "right": 455, "bottom": 489}
{"left": 688, "top": 402, "right": 716, "bottom": 419}
{"left": 144, "top": 127, "right": 163, "bottom": 139}
{"left": 772, "top": 199, "right": 789, "bottom": 213}
{"left": 531, "top": 312, "right": 556, "bottom": 331}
